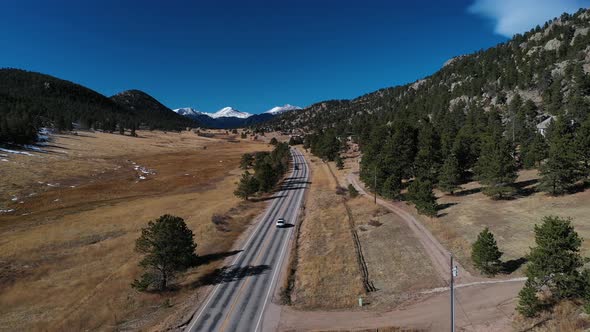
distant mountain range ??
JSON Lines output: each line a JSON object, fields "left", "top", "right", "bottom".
{"left": 0, "top": 68, "right": 303, "bottom": 144}
{"left": 172, "top": 104, "right": 302, "bottom": 129}
{"left": 0, "top": 69, "right": 196, "bottom": 140}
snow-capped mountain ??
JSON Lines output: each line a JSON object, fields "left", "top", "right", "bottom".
{"left": 173, "top": 107, "right": 204, "bottom": 117}
{"left": 174, "top": 106, "right": 252, "bottom": 119}
{"left": 209, "top": 107, "right": 252, "bottom": 119}
{"left": 172, "top": 104, "right": 292, "bottom": 129}
{"left": 264, "top": 104, "right": 302, "bottom": 115}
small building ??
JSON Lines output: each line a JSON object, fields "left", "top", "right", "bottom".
{"left": 536, "top": 116, "right": 556, "bottom": 136}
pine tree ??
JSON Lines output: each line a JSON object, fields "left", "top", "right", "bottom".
{"left": 452, "top": 128, "right": 479, "bottom": 176}
{"left": 547, "top": 77, "right": 563, "bottom": 114}
{"left": 507, "top": 94, "right": 523, "bottom": 143}
{"left": 438, "top": 153, "right": 461, "bottom": 194}
{"left": 255, "top": 161, "right": 277, "bottom": 192}
{"left": 130, "top": 123, "right": 137, "bottom": 137}
{"left": 475, "top": 135, "right": 518, "bottom": 199}
{"left": 521, "top": 130, "right": 548, "bottom": 169}
{"left": 382, "top": 172, "right": 402, "bottom": 200}
{"left": 240, "top": 153, "right": 254, "bottom": 170}
{"left": 270, "top": 137, "right": 278, "bottom": 145}
{"left": 471, "top": 227, "right": 503, "bottom": 276}
{"left": 132, "top": 215, "right": 198, "bottom": 291}
{"left": 576, "top": 117, "right": 590, "bottom": 178}
{"left": 234, "top": 171, "right": 259, "bottom": 200}
{"left": 517, "top": 280, "right": 542, "bottom": 317}
{"left": 414, "top": 121, "right": 441, "bottom": 182}
{"left": 407, "top": 179, "right": 437, "bottom": 217}
{"left": 539, "top": 118, "right": 582, "bottom": 195}
{"left": 335, "top": 155, "right": 344, "bottom": 170}
{"left": 526, "top": 216, "right": 583, "bottom": 301}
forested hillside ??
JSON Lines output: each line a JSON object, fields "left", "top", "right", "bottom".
{"left": 264, "top": 8, "right": 590, "bottom": 207}
{"left": 0, "top": 69, "right": 197, "bottom": 144}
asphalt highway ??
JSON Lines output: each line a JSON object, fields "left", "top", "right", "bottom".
{"left": 186, "top": 147, "right": 309, "bottom": 332}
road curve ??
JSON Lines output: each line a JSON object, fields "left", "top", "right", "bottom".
{"left": 185, "top": 147, "right": 309, "bottom": 332}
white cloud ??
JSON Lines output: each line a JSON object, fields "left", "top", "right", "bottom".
{"left": 468, "top": 0, "right": 589, "bottom": 37}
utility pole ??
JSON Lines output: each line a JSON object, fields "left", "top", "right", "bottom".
{"left": 450, "top": 254, "right": 457, "bottom": 332}
{"left": 373, "top": 164, "right": 377, "bottom": 204}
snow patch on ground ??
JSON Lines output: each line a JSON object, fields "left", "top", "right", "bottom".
{"left": 129, "top": 161, "right": 156, "bottom": 181}
{"left": 23, "top": 145, "right": 46, "bottom": 152}
{"left": 0, "top": 148, "right": 33, "bottom": 156}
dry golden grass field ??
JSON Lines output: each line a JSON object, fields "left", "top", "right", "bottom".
{"left": 332, "top": 148, "right": 442, "bottom": 308}
{"left": 289, "top": 147, "right": 440, "bottom": 310}
{"left": 290, "top": 150, "right": 365, "bottom": 309}
{"left": 0, "top": 129, "right": 270, "bottom": 331}
{"left": 413, "top": 169, "right": 590, "bottom": 276}
{"left": 337, "top": 142, "right": 590, "bottom": 278}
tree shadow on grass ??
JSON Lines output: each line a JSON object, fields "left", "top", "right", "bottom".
{"left": 568, "top": 180, "right": 590, "bottom": 194}
{"left": 437, "top": 202, "right": 457, "bottom": 212}
{"left": 192, "top": 264, "right": 271, "bottom": 288}
{"left": 197, "top": 250, "right": 242, "bottom": 265}
{"left": 250, "top": 195, "right": 286, "bottom": 202}
{"left": 453, "top": 187, "right": 482, "bottom": 197}
{"left": 501, "top": 257, "right": 528, "bottom": 274}
{"left": 513, "top": 179, "right": 539, "bottom": 199}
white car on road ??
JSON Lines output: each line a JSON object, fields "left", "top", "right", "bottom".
{"left": 276, "top": 218, "right": 285, "bottom": 227}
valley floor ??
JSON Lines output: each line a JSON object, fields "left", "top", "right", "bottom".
{"left": 0, "top": 130, "right": 270, "bottom": 331}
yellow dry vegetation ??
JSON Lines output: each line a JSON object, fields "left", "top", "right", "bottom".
{"left": 331, "top": 146, "right": 442, "bottom": 308}
{"left": 512, "top": 300, "right": 590, "bottom": 331}
{"left": 347, "top": 197, "right": 443, "bottom": 307}
{"left": 317, "top": 328, "right": 423, "bottom": 332}
{"left": 415, "top": 169, "right": 590, "bottom": 275}
{"left": 0, "top": 130, "right": 270, "bottom": 331}
{"left": 291, "top": 151, "right": 364, "bottom": 309}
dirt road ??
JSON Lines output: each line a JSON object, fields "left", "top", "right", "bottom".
{"left": 278, "top": 280, "right": 524, "bottom": 331}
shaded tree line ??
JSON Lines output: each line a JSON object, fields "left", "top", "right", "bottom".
{"left": 234, "top": 142, "right": 291, "bottom": 200}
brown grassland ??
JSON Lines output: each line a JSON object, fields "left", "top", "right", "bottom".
{"left": 412, "top": 169, "right": 590, "bottom": 276}
{"left": 289, "top": 147, "right": 440, "bottom": 310}
{"left": 335, "top": 142, "right": 590, "bottom": 279}
{"left": 290, "top": 150, "right": 365, "bottom": 308}
{"left": 332, "top": 147, "right": 442, "bottom": 308}
{"left": 0, "top": 130, "right": 270, "bottom": 331}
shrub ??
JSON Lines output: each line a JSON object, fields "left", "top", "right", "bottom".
{"left": 348, "top": 184, "right": 359, "bottom": 198}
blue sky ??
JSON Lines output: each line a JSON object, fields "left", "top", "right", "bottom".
{"left": 1, "top": 0, "right": 588, "bottom": 114}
